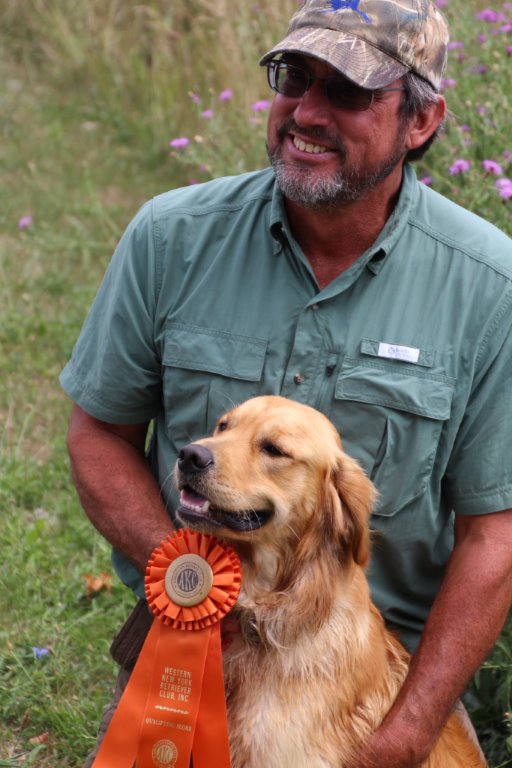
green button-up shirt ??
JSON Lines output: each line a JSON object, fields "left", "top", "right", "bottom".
{"left": 60, "top": 164, "right": 512, "bottom": 651}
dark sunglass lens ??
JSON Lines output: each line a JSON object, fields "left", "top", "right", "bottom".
{"left": 326, "top": 79, "right": 373, "bottom": 111}
{"left": 275, "top": 63, "right": 309, "bottom": 98}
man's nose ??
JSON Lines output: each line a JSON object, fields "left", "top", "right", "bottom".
{"left": 177, "top": 443, "right": 215, "bottom": 474}
{"left": 293, "top": 80, "right": 332, "bottom": 125}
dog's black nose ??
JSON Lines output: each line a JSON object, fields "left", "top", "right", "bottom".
{"left": 177, "top": 444, "right": 214, "bottom": 474}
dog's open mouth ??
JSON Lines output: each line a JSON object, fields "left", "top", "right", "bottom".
{"left": 177, "top": 487, "right": 272, "bottom": 532}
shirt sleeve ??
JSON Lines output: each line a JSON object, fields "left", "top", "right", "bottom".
{"left": 444, "top": 288, "right": 512, "bottom": 515}
{"left": 59, "top": 200, "right": 163, "bottom": 424}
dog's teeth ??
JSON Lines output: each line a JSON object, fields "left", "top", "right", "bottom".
{"left": 180, "top": 489, "right": 210, "bottom": 512}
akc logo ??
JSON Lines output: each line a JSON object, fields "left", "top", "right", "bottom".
{"left": 152, "top": 739, "right": 178, "bottom": 768}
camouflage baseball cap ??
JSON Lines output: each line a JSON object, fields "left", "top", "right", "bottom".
{"left": 260, "top": 0, "right": 449, "bottom": 90}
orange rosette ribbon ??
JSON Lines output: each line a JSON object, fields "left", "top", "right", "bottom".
{"left": 92, "top": 529, "right": 241, "bottom": 768}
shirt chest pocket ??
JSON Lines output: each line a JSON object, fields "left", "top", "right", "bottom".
{"left": 162, "top": 323, "right": 267, "bottom": 447}
{"left": 331, "top": 358, "right": 455, "bottom": 516}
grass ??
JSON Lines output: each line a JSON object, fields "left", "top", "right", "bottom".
{"left": 0, "top": 0, "right": 511, "bottom": 765}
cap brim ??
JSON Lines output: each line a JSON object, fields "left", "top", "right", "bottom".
{"left": 259, "top": 27, "right": 408, "bottom": 90}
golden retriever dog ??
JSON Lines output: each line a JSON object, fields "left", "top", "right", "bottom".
{"left": 174, "top": 395, "right": 486, "bottom": 768}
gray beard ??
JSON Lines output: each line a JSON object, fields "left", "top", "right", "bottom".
{"left": 266, "top": 123, "right": 407, "bottom": 209}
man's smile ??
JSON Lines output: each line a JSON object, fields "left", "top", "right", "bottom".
{"left": 292, "top": 135, "right": 332, "bottom": 155}
{"left": 277, "top": 119, "right": 343, "bottom": 159}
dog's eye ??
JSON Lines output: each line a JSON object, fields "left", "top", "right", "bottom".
{"left": 216, "top": 419, "right": 228, "bottom": 432}
{"left": 261, "top": 441, "right": 286, "bottom": 458}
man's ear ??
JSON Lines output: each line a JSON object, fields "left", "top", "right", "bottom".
{"left": 404, "top": 96, "right": 446, "bottom": 153}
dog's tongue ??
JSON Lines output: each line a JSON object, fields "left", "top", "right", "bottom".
{"left": 179, "top": 488, "right": 210, "bottom": 513}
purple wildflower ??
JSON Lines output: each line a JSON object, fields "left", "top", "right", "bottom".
{"left": 169, "top": 137, "right": 190, "bottom": 149}
{"left": 420, "top": 176, "right": 433, "bottom": 186}
{"left": 449, "top": 159, "right": 471, "bottom": 175}
{"left": 201, "top": 109, "right": 214, "bottom": 119}
{"left": 482, "top": 160, "right": 504, "bottom": 175}
{"left": 251, "top": 99, "right": 272, "bottom": 113}
{"left": 478, "top": 34, "right": 487, "bottom": 44}
{"left": 18, "top": 215, "right": 33, "bottom": 230}
{"left": 477, "top": 9, "right": 505, "bottom": 22}
{"left": 496, "top": 178, "right": 512, "bottom": 199}
{"left": 448, "top": 41, "right": 464, "bottom": 50}
{"left": 218, "top": 89, "right": 233, "bottom": 102}
{"left": 440, "top": 78, "right": 457, "bottom": 90}
{"left": 507, "top": 46, "right": 512, "bottom": 55}
{"left": 32, "top": 647, "right": 50, "bottom": 660}
{"left": 188, "top": 91, "right": 201, "bottom": 104}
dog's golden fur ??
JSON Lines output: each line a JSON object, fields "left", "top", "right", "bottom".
{"left": 174, "top": 395, "right": 486, "bottom": 768}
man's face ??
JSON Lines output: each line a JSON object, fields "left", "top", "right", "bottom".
{"left": 266, "top": 55, "right": 411, "bottom": 209}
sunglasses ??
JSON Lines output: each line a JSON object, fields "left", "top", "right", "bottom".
{"left": 266, "top": 60, "right": 404, "bottom": 112}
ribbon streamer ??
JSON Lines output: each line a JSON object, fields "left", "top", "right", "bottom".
{"left": 92, "top": 529, "right": 241, "bottom": 768}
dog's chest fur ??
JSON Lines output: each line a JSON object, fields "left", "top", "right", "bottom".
{"left": 223, "top": 639, "right": 342, "bottom": 767}
{"left": 220, "top": 591, "right": 406, "bottom": 768}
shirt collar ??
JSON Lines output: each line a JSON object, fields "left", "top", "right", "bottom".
{"left": 366, "top": 164, "right": 419, "bottom": 275}
{"left": 267, "top": 164, "right": 420, "bottom": 272}
{"left": 269, "top": 179, "right": 289, "bottom": 252}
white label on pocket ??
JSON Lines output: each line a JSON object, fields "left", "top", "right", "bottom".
{"left": 377, "top": 342, "right": 420, "bottom": 364}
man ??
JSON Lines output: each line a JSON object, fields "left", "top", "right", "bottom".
{"left": 61, "top": 1, "right": 512, "bottom": 766}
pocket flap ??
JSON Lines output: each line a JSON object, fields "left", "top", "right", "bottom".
{"left": 335, "top": 358, "right": 454, "bottom": 420}
{"left": 163, "top": 322, "right": 267, "bottom": 382}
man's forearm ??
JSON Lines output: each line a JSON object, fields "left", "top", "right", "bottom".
{"left": 350, "top": 510, "right": 512, "bottom": 768}
{"left": 67, "top": 406, "right": 175, "bottom": 572}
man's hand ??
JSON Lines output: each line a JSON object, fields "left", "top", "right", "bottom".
{"left": 348, "top": 711, "right": 435, "bottom": 768}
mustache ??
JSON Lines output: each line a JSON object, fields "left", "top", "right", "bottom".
{"left": 276, "top": 119, "right": 347, "bottom": 159}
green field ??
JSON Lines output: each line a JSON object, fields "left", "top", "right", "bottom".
{"left": 1, "top": 1, "right": 511, "bottom": 765}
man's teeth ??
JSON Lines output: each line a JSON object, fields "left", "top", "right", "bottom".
{"left": 293, "top": 136, "right": 328, "bottom": 154}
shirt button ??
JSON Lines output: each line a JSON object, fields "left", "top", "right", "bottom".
{"left": 293, "top": 373, "right": 305, "bottom": 385}
{"left": 310, "top": 303, "right": 319, "bottom": 311}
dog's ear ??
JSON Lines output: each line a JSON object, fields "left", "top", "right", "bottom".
{"left": 326, "top": 452, "right": 376, "bottom": 568}
{"left": 269, "top": 450, "right": 376, "bottom": 640}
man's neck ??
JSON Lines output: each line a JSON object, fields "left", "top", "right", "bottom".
{"left": 284, "top": 169, "right": 404, "bottom": 289}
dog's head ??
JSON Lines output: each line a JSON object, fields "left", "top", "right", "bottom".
{"left": 174, "top": 396, "right": 375, "bottom": 574}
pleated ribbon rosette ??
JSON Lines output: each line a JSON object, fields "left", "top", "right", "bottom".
{"left": 92, "top": 529, "right": 242, "bottom": 768}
